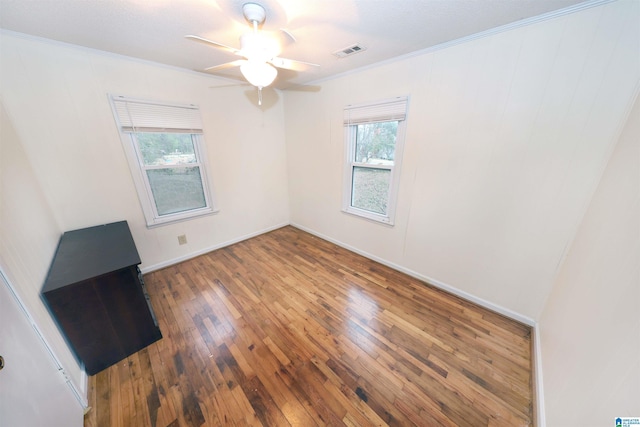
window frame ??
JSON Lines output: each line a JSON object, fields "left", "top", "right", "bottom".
{"left": 110, "top": 95, "right": 218, "bottom": 228}
{"left": 342, "top": 96, "right": 409, "bottom": 225}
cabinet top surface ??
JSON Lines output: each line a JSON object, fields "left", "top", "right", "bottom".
{"left": 43, "top": 221, "right": 141, "bottom": 292}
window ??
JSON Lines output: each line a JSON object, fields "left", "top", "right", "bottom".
{"left": 110, "top": 95, "right": 217, "bottom": 227}
{"left": 343, "top": 96, "right": 409, "bottom": 224}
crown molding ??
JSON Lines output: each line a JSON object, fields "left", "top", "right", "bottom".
{"left": 310, "top": 0, "right": 616, "bottom": 86}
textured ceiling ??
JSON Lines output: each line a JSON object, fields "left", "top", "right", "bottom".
{"left": 0, "top": 0, "right": 592, "bottom": 88}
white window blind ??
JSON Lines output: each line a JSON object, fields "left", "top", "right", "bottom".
{"left": 343, "top": 96, "right": 408, "bottom": 125}
{"left": 111, "top": 95, "right": 203, "bottom": 133}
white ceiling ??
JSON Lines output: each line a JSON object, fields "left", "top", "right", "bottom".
{"left": 0, "top": 0, "right": 592, "bottom": 89}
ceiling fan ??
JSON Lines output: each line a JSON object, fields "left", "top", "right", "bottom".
{"left": 186, "top": 2, "right": 319, "bottom": 105}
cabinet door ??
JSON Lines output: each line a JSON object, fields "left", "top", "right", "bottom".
{"left": 97, "top": 267, "right": 162, "bottom": 358}
{"left": 44, "top": 267, "right": 162, "bottom": 375}
{"left": 44, "top": 277, "right": 124, "bottom": 375}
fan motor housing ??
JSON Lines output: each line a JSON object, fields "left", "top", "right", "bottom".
{"left": 243, "top": 3, "right": 266, "bottom": 25}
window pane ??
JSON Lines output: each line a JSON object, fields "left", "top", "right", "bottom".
{"left": 147, "top": 167, "right": 206, "bottom": 216}
{"left": 136, "top": 133, "right": 196, "bottom": 165}
{"left": 351, "top": 167, "right": 390, "bottom": 215}
{"left": 355, "top": 121, "right": 398, "bottom": 165}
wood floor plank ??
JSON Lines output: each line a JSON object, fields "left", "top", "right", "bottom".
{"left": 108, "top": 361, "right": 123, "bottom": 427}
{"left": 94, "top": 368, "right": 111, "bottom": 427}
{"left": 85, "top": 226, "right": 533, "bottom": 426}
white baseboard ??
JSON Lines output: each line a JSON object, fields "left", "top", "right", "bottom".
{"left": 290, "top": 222, "right": 546, "bottom": 425}
{"left": 532, "top": 323, "right": 546, "bottom": 427}
{"left": 141, "top": 220, "right": 535, "bottom": 326}
{"left": 140, "top": 220, "right": 533, "bottom": 325}
{"left": 290, "top": 222, "right": 536, "bottom": 326}
{"left": 139, "top": 221, "right": 544, "bottom": 424}
{"left": 290, "top": 222, "right": 544, "bottom": 425}
{"left": 80, "top": 369, "right": 88, "bottom": 405}
{"left": 140, "top": 222, "right": 290, "bottom": 274}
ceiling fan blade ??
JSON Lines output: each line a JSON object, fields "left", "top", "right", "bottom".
{"left": 204, "top": 60, "right": 247, "bottom": 72}
{"left": 278, "top": 29, "right": 296, "bottom": 48}
{"left": 270, "top": 57, "right": 319, "bottom": 72}
{"left": 185, "top": 35, "right": 240, "bottom": 55}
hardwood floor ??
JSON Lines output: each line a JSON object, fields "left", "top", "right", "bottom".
{"left": 84, "top": 226, "right": 533, "bottom": 427}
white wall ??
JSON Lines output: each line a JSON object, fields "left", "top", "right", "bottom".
{"left": 284, "top": 0, "right": 640, "bottom": 321}
{"left": 0, "top": 30, "right": 290, "bottom": 405}
{"left": 0, "top": 32, "right": 290, "bottom": 271}
{"left": 2, "top": 1, "right": 639, "bottom": 421}
{"left": 539, "top": 92, "right": 639, "bottom": 425}
{"left": 0, "top": 101, "right": 84, "bottom": 396}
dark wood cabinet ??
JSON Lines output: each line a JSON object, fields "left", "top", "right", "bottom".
{"left": 42, "top": 221, "right": 162, "bottom": 375}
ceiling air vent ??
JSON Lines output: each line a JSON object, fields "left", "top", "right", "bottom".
{"left": 333, "top": 43, "right": 367, "bottom": 58}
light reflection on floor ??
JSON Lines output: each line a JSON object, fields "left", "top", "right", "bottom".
{"left": 346, "top": 286, "right": 379, "bottom": 354}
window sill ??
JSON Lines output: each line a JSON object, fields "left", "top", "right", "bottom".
{"left": 146, "top": 207, "right": 219, "bottom": 228}
{"left": 342, "top": 207, "right": 395, "bottom": 226}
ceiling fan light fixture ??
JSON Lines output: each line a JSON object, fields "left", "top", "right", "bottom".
{"left": 240, "top": 60, "right": 277, "bottom": 88}
{"left": 240, "top": 32, "right": 280, "bottom": 62}
{"left": 186, "top": 0, "right": 318, "bottom": 97}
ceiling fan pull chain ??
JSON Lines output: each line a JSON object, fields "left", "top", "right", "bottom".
{"left": 258, "top": 87, "right": 263, "bottom": 106}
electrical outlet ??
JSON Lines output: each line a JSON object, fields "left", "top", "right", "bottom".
{"left": 177, "top": 234, "right": 187, "bottom": 245}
